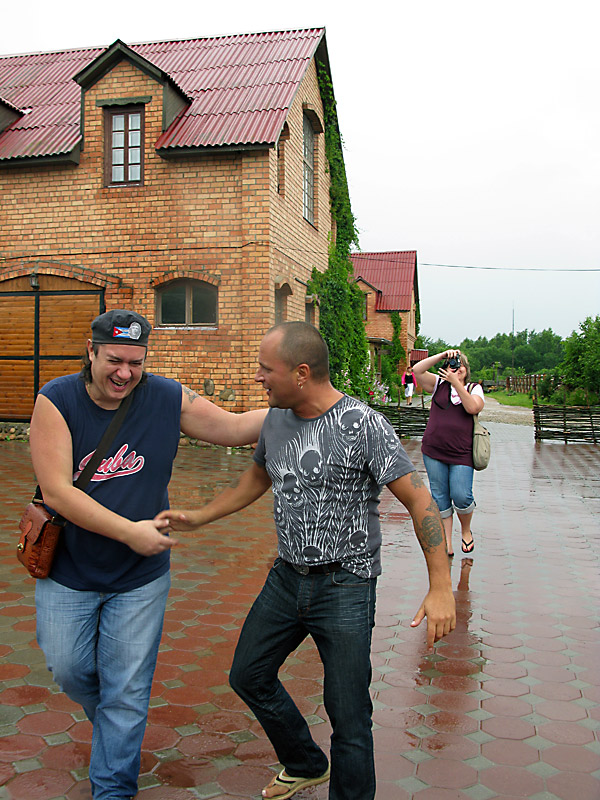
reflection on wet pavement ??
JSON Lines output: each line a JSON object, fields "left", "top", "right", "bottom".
{"left": 0, "top": 434, "right": 598, "bottom": 799}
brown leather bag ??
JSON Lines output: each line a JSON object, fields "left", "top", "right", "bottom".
{"left": 17, "top": 390, "right": 135, "bottom": 579}
{"left": 17, "top": 502, "right": 65, "bottom": 579}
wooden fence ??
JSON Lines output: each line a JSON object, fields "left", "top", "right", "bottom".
{"left": 533, "top": 403, "right": 599, "bottom": 444}
{"left": 371, "top": 404, "right": 430, "bottom": 438}
{"left": 506, "top": 374, "right": 546, "bottom": 393}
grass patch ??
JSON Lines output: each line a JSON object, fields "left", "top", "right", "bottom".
{"left": 486, "top": 390, "right": 533, "bottom": 409}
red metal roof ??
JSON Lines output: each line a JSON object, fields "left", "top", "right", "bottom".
{"left": 0, "top": 29, "right": 324, "bottom": 161}
{"left": 350, "top": 251, "right": 418, "bottom": 311}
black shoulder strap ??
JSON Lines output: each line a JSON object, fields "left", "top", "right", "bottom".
{"left": 432, "top": 378, "right": 452, "bottom": 409}
{"left": 34, "top": 389, "right": 135, "bottom": 511}
{"left": 75, "top": 390, "right": 135, "bottom": 489}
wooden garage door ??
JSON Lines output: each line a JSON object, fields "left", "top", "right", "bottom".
{"left": 0, "top": 290, "right": 103, "bottom": 420}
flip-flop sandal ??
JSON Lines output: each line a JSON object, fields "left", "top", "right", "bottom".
{"left": 262, "top": 765, "right": 330, "bottom": 799}
{"left": 461, "top": 536, "right": 475, "bottom": 553}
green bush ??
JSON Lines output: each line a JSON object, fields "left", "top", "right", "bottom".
{"left": 538, "top": 387, "right": 599, "bottom": 406}
{"left": 560, "top": 315, "right": 600, "bottom": 395}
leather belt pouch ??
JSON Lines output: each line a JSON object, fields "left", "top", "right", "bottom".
{"left": 17, "top": 502, "right": 64, "bottom": 579}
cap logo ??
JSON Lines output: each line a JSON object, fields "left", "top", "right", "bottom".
{"left": 113, "top": 323, "right": 142, "bottom": 341}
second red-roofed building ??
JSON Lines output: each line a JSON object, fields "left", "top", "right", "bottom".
{"left": 350, "top": 251, "right": 422, "bottom": 377}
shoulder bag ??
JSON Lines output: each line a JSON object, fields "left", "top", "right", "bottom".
{"left": 468, "top": 383, "right": 491, "bottom": 471}
{"left": 17, "top": 390, "right": 135, "bottom": 579}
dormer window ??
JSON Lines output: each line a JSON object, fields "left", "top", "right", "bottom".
{"left": 104, "top": 106, "right": 144, "bottom": 186}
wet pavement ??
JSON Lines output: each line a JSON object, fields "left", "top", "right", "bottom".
{"left": 0, "top": 429, "right": 599, "bottom": 800}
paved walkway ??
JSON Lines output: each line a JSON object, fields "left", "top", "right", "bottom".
{"left": 0, "top": 429, "right": 599, "bottom": 799}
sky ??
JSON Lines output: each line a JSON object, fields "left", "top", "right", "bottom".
{"left": 3, "top": 0, "right": 598, "bottom": 345}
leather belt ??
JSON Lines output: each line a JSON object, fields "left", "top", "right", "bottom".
{"left": 284, "top": 560, "right": 342, "bottom": 576}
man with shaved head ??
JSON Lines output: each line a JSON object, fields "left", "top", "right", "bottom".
{"left": 161, "top": 321, "right": 456, "bottom": 800}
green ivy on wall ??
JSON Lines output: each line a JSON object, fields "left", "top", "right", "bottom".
{"left": 310, "top": 62, "right": 369, "bottom": 395}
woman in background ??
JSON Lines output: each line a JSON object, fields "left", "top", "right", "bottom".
{"left": 413, "top": 350, "right": 484, "bottom": 557}
{"left": 402, "top": 366, "right": 416, "bottom": 406}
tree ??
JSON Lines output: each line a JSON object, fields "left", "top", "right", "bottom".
{"left": 414, "top": 327, "right": 566, "bottom": 382}
{"left": 414, "top": 334, "right": 451, "bottom": 356}
{"left": 561, "top": 315, "right": 600, "bottom": 394}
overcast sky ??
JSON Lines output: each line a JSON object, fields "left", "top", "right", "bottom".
{"left": 3, "top": 0, "right": 598, "bottom": 344}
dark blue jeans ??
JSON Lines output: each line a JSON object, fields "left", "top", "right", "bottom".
{"left": 229, "top": 559, "right": 377, "bottom": 800}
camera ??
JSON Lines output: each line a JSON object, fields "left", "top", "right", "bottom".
{"left": 443, "top": 355, "right": 461, "bottom": 371}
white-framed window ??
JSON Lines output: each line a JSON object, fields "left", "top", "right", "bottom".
{"left": 157, "top": 280, "right": 218, "bottom": 326}
{"left": 104, "top": 106, "right": 144, "bottom": 186}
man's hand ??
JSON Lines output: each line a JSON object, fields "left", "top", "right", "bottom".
{"left": 123, "top": 519, "right": 177, "bottom": 556}
{"left": 411, "top": 587, "right": 456, "bottom": 650}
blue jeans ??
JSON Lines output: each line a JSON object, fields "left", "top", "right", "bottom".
{"left": 229, "top": 559, "right": 377, "bottom": 800}
{"left": 36, "top": 572, "right": 170, "bottom": 800}
{"left": 422, "top": 454, "right": 475, "bottom": 518}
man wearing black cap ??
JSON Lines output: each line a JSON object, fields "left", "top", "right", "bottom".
{"left": 28, "top": 309, "right": 266, "bottom": 800}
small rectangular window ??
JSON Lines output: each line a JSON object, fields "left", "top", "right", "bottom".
{"left": 105, "top": 107, "right": 144, "bottom": 186}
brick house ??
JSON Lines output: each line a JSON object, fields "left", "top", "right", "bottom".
{"left": 350, "top": 251, "right": 420, "bottom": 377}
{"left": 0, "top": 29, "right": 338, "bottom": 419}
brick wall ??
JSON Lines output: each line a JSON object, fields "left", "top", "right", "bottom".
{"left": 0, "top": 57, "right": 332, "bottom": 413}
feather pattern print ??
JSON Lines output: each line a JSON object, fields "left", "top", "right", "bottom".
{"left": 255, "top": 395, "right": 415, "bottom": 578}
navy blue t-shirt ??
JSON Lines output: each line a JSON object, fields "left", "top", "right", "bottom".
{"left": 39, "top": 373, "right": 181, "bottom": 592}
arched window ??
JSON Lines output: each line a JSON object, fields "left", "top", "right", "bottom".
{"left": 157, "top": 279, "right": 218, "bottom": 326}
{"left": 277, "top": 123, "right": 289, "bottom": 195}
{"left": 275, "top": 284, "right": 292, "bottom": 325}
{"left": 302, "top": 108, "right": 322, "bottom": 227}
{"left": 303, "top": 114, "right": 315, "bottom": 224}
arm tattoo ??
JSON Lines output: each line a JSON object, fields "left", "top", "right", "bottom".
{"left": 183, "top": 385, "right": 199, "bottom": 404}
{"left": 416, "top": 498, "right": 445, "bottom": 553}
{"left": 409, "top": 471, "right": 425, "bottom": 490}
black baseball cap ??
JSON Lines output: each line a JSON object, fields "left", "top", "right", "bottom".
{"left": 91, "top": 310, "right": 152, "bottom": 347}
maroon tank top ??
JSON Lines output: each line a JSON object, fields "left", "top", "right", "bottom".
{"left": 422, "top": 380, "right": 474, "bottom": 467}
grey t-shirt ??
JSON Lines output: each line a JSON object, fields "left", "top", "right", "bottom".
{"left": 253, "top": 394, "right": 415, "bottom": 577}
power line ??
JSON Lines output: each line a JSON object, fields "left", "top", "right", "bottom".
{"left": 420, "top": 262, "right": 599, "bottom": 272}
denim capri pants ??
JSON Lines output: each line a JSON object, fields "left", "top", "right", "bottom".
{"left": 422, "top": 454, "right": 476, "bottom": 518}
